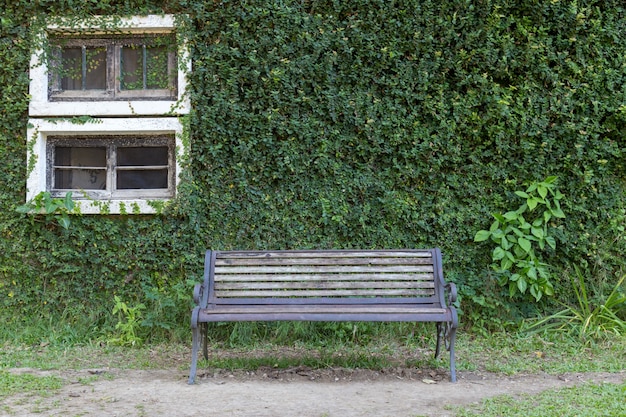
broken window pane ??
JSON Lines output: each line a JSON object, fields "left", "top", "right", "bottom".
{"left": 84, "top": 47, "right": 106, "bottom": 89}
{"left": 60, "top": 47, "right": 82, "bottom": 90}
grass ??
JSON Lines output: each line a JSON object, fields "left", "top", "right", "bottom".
{"left": 455, "top": 381, "right": 626, "bottom": 417}
{"left": 0, "top": 370, "right": 64, "bottom": 400}
{"left": 0, "top": 328, "right": 624, "bottom": 416}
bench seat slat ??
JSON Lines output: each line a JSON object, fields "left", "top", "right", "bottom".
{"left": 216, "top": 281, "right": 435, "bottom": 290}
{"left": 214, "top": 289, "right": 432, "bottom": 297}
{"left": 214, "top": 273, "right": 435, "bottom": 282}
{"left": 217, "top": 251, "right": 433, "bottom": 259}
{"left": 202, "top": 305, "right": 447, "bottom": 314}
{"left": 215, "top": 265, "right": 434, "bottom": 274}
{"left": 216, "top": 257, "right": 434, "bottom": 266}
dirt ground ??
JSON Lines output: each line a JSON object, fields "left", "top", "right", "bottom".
{"left": 3, "top": 366, "right": 624, "bottom": 417}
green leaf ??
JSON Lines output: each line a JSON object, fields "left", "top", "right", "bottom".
{"left": 58, "top": 216, "right": 71, "bottom": 230}
{"left": 517, "top": 277, "right": 528, "bottom": 294}
{"left": 64, "top": 192, "right": 75, "bottom": 211}
{"left": 531, "top": 227, "right": 544, "bottom": 239}
{"left": 538, "top": 185, "right": 548, "bottom": 199}
{"left": 515, "top": 191, "right": 530, "bottom": 198}
{"left": 545, "top": 236, "right": 556, "bottom": 250}
{"left": 474, "top": 230, "right": 491, "bottom": 242}
{"left": 500, "top": 258, "right": 513, "bottom": 271}
{"left": 551, "top": 207, "right": 566, "bottom": 218}
{"left": 530, "top": 284, "right": 541, "bottom": 301}
{"left": 493, "top": 213, "right": 506, "bottom": 223}
{"left": 503, "top": 211, "right": 519, "bottom": 221}
{"left": 492, "top": 246, "right": 506, "bottom": 260}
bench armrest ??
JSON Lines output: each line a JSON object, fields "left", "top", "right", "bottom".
{"left": 445, "top": 282, "right": 457, "bottom": 305}
{"left": 193, "top": 283, "right": 204, "bottom": 306}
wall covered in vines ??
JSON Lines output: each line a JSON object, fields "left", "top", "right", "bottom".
{"left": 1, "top": 0, "right": 625, "bottom": 329}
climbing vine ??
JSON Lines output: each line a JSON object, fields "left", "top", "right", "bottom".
{"left": 1, "top": 1, "right": 626, "bottom": 336}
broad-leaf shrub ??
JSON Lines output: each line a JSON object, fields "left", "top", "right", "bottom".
{"left": 475, "top": 177, "right": 565, "bottom": 302}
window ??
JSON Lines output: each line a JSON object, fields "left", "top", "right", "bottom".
{"left": 49, "top": 34, "right": 178, "bottom": 101}
{"left": 48, "top": 135, "right": 175, "bottom": 199}
{"left": 27, "top": 118, "right": 185, "bottom": 215}
{"left": 27, "top": 15, "right": 189, "bottom": 214}
{"left": 29, "top": 15, "right": 190, "bottom": 117}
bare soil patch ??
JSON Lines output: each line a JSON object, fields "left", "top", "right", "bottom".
{"left": 3, "top": 366, "right": 624, "bottom": 417}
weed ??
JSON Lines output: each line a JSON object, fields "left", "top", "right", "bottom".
{"left": 522, "top": 267, "right": 626, "bottom": 341}
{"left": 107, "top": 296, "right": 146, "bottom": 347}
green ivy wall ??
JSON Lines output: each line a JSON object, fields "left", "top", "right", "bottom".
{"left": 1, "top": 0, "right": 625, "bottom": 330}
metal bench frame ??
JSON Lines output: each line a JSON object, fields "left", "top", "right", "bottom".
{"left": 188, "top": 248, "right": 458, "bottom": 384}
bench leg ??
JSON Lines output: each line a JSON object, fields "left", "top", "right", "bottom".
{"left": 188, "top": 323, "right": 200, "bottom": 385}
{"left": 435, "top": 322, "right": 443, "bottom": 359}
{"left": 202, "top": 322, "right": 208, "bottom": 361}
{"left": 434, "top": 321, "right": 458, "bottom": 382}
{"left": 448, "top": 325, "right": 457, "bottom": 382}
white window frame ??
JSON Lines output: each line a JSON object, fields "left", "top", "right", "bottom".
{"left": 27, "top": 118, "right": 185, "bottom": 214}
{"left": 29, "top": 15, "right": 190, "bottom": 117}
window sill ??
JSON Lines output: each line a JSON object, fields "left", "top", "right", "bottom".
{"left": 74, "top": 198, "right": 172, "bottom": 215}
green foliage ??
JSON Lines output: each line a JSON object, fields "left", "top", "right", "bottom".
{"left": 474, "top": 177, "right": 565, "bottom": 302}
{"left": 16, "top": 191, "right": 78, "bottom": 230}
{"left": 523, "top": 266, "right": 626, "bottom": 341}
{"left": 2, "top": 0, "right": 626, "bottom": 338}
{"left": 108, "top": 295, "right": 146, "bottom": 347}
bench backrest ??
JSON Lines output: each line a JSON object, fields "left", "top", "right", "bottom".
{"left": 202, "top": 249, "right": 446, "bottom": 307}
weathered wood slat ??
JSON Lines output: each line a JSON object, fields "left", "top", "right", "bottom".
{"left": 217, "top": 251, "right": 433, "bottom": 259}
{"left": 203, "top": 306, "right": 447, "bottom": 314}
{"left": 215, "top": 281, "right": 435, "bottom": 290}
{"left": 214, "top": 273, "right": 435, "bottom": 282}
{"left": 214, "top": 265, "right": 434, "bottom": 274}
{"left": 214, "top": 289, "right": 433, "bottom": 297}
{"left": 216, "top": 257, "right": 434, "bottom": 266}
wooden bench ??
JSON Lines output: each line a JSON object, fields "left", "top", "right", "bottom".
{"left": 188, "top": 249, "right": 459, "bottom": 384}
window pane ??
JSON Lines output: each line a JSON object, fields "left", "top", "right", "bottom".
{"left": 54, "top": 147, "right": 106, "bottom": 190}
{"left": 85, "top": 47, "right": 106, "bottom": 89}
{"left": 120, "top": 45, "right": 143, "bottom": 90}
{"left": 60, "top": 47, "right": 82, "bottom": 90}
{"left": 117, "top": 169, "right": 168, "bottom": 189}
{"left": 146, "top": 46, "right": 169, "bottom": 89}
{"left": 117, "top": 147, "right": 168, "bottom": 166}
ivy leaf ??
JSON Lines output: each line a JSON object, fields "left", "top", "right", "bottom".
{"left": 58, "top": 216, "right": 71, "bottom": 230}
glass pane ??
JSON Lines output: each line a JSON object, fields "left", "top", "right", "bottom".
{"left": 60, "top": 47, "right": 82, "bottom": 90}
{"left": 55, "top": 147, "right": 106, "bottom": 166}
{"left": 117, "top": 147, "right": 168, "bottom": 166}
{"left": 85, "top": 47, "right": 106, "bottom": 89}
{"left": 54, "top": 147, "right": 107, "bottom": 190}
{"left": 117, "top": 169, "right": 168, "bottom": 189}
{"left": 120, "top": 45, "right": 143, "bottom": 90}
{"left": 146, "top": 46, "right": 169, "bottom": 89}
